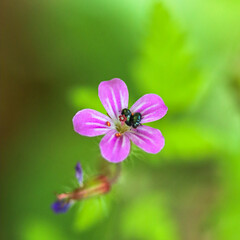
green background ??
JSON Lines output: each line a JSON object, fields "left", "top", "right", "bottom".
{"left": 1, "top": 0, "right": 240, "bottom": 239}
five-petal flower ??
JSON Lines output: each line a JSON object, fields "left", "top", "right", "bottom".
{"left": 73, "top": 78, "right": 168, "bottom": 163}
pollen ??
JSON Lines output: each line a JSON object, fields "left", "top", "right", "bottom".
{"left": 106, "top": 121, "right": 111, "bottom": 127}
{"left": 115, "top": 133, "right": 121, "bottom": 137}
{"left": 131, "top": 112, "right": 134, "bottom": 116}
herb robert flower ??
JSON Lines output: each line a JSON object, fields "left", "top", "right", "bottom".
{"left": 73, "top": 78, "right": 168, "bottom": 163}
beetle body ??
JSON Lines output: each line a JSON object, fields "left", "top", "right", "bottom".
{"left": 121, "top": 108, "right": 142, "bottom": 128}
{"left": 131, "top": 112, "right": 142, "bottom": 128}
{"left": 121, "top": 108, "right": 132, "bottom": 126}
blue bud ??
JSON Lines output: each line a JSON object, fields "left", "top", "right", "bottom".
{"left": 75, "top": 162, "right": 83, "bottom": 184}
{"left": 51, "top": 200, "right": 70, "bottom": 214}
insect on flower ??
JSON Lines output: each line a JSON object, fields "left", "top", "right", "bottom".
{"left": 52, "top": 162, "right": 111, "bottom": 214}
{"left": 121, "top": 108, "right": 142, "bottom": 128}
{"left": 73, "top": 78, "right": 168, "bottom": 163}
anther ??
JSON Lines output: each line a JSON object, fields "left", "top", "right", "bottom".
{"left": 119, "top": 115, "right": 127, "bottom": 122}
{"left": 106, "top": 121, "right": 111, "bottom": 127}
{"left": 115, "top": 133, "right": 121, "bottom": 137}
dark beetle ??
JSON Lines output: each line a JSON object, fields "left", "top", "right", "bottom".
{"left": 121, "top": 108, "right": 132, "bottom": 126}
{"left": 121, "top": 108, "right": 142, "bottom": 128}
{"left": 131, "top": 112, "right": 142, "bottom": 128}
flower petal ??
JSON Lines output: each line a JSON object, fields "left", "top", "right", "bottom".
{"left": 126, "top": 125, "right": 165, "bottom": 154}
{"left": 73, "top": 109, "right": 113, "bottom": 137}
{"left": 130, "top": 94, "right": 168, "bottom": 123}
{"left": 98, "top": 78, "right": 129, "bottom": 120}
{"left": 75, "top": 162, "right": 83, "bottom": 185}
{"left": 99, "top": 130, "right": 130, "bottom": 163}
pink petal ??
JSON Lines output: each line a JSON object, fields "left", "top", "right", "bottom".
{"left": 130, "top": 94, "right": 168, "bottom": 123}
{"left": 73, "top": 109, "right": 113, "bottom": 137}
{"left": 99, "top": 130, "right": 130, "bottom": 163}
{"left": 126, "top": 125, "right": 165, "bottom": 154}
{"left": 98, "top": 78, "right": 129, "bottom": 120}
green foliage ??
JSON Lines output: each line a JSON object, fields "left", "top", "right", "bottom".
{"left": 69, "top": 86, "right": 105, "bottom": 113}
{"left": 133, "top": 3, "right": 202, "bottom": 113}
{"left": 214, "top": 155, "right": 240, "bottom": 240}
{"left": 121, "top": 194, "right": 178, "bottom": 240}
{"left": 2, "top": 0, "right": 240, "bottom": 239}
{"left": 22, "top": 219, "right": 64, "bottom": 240}
{"left": 195, "top": 81, "right": 240, "bottom": 154}
{"left": 161, "top": 120, "right": 217, "bottom": 160}
{"left": 73, "top": 197, "right": 110, "bottom": 232}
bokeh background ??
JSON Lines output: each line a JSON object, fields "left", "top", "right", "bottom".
{"left": 1, "top": 0, "right": 240, "bottom": 239}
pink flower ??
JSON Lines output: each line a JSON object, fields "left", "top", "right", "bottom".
{"left": 73, "top": 78, "right": 168, "bottom": 163}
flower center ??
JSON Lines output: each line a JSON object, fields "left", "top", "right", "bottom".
{"left": 115, "top": 121, "right": 131, "bottom": 134}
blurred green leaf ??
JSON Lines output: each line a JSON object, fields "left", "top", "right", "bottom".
{"left": 121, "top": 194, "right": 178, "bottom": 240}
{"left": 194, "top": 81, "right": 240, "bottom": 154}
{"left": 69, "top": 86, "right": 105, "bottom": 113}
{"left": 22, "top": 219, "right": 64, "bottom": 240}
{"left": 161, "top": 120, "right": 217, "bottom": 160}
{"left": 214, "top": 155, "right": 240, "bottom": 240}
{"left": 132, "top": 3, "right": 202, "bottom": 112}
{"left": 73, "top": 197, "right": 109, "bottom": 232}
{"left": 216, "top": 206, "right": 240, "bottom": 240}
{"left": 162, "top": 0, "right": 240, "bottom": 70}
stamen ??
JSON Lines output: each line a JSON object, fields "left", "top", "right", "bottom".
{"left": 131, "top": 112, "right": 134, "bottom": 116}
{"left": 106, "top": 121, "right": 111, "bottom": 127}
{"left": 115, "top": 133, "right": 121, "bottom": 137}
